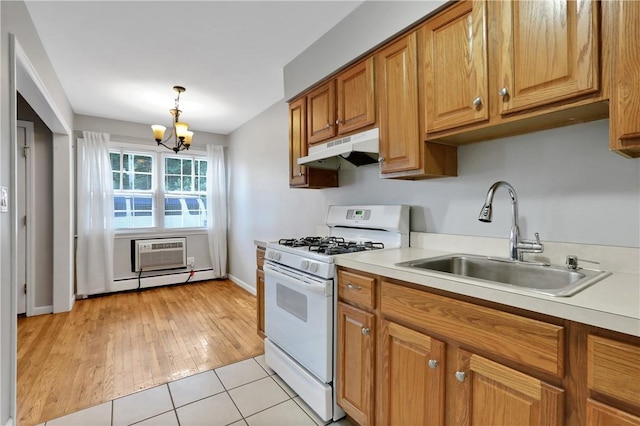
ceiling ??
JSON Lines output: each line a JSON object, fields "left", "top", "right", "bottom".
{"left": 24, "top": 1, "right": 364, "bottom": 135}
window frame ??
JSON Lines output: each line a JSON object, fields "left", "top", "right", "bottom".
{"left": 108, "top": 141, "right": 208, "bottom": 234}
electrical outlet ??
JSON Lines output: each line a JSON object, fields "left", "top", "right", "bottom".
{"left": 187, "top": 257, "right": 195, "bottom": 267}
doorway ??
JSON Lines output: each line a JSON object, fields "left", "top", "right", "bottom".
{"left": 16, "top": 121, "right": 33, "bottom": 315}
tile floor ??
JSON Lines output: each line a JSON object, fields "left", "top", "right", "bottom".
{"left": 37, "top": 355, "right": 355, "bottom": 426}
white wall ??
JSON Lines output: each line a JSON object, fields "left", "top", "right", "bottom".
{"left": 284, "top": 0, "right": 446, "bottom": 99}
{"left": 227, "top": 101, "right": 330, "bottom": 288}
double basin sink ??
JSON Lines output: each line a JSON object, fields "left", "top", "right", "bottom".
{"left": 395, "top": 254, "right": 611, "bottom": 297}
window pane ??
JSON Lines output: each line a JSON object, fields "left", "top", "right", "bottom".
{"left": 165, "top": 176, "right": 181, "bottom": 192}
{"left": 123, "top": 154, "right": 131, "bottom": 171}
{"left": 166, "top": 157, "right": 181, "bottom": 174}
{"left": 197, "top": 176, "right": 206, "bottom": 192}
{"left": 198, "top": 160, "right": 207, "bottom": 176}
{"left": 182, "top": 159, "right": 192, "bottom": 175}
{"left": 134, "top": 155, "right": 152, "bottom": 173}
{"left": 164, "top": 196, "right": 207, "bottom": 228}
{"left": 123, "top": 173, "right": 132, "bottom": 190}
{"left": 134, "top": 174, "right": 152, "bottom": 191}
{"left": 182, "top": 176, "right": 192, "bottom": 191}
{"left": 113, "top": 195, "right": 154, "bottom": 229}
{"left": 113, "top": 172, "right": 121, "bottom": 190}
{"left": 110, "top": 153, "right": 121, "bottom": 170}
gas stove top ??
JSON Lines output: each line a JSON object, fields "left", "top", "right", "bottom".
{"left": 278, "top": 237, "right": 385, "bottom": 255}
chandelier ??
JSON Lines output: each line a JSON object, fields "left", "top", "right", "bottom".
{"left": 151, "top": 85, "right": 193, "bottom": 153}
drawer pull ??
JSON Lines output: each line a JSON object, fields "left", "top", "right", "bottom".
{"left": 361, "top": 327, "right": 370, "bottom": 335}
{"left": 347, "top": 283, "right": 362, "bottom": 290}
{"left": 428, "top": 359, "right": 439, "bottom": 369}
{"left": 455, "top": 371, "right": 466, "bottom": 382}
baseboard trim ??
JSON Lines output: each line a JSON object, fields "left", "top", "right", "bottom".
{"left": 32, "top": 305, "right": 53, "bottom": 316}
{"left": 228, "top": 274, "right": 255, "bottom": 296}
{"left": 105, "top": 269, "right": 217, "bottom": 294}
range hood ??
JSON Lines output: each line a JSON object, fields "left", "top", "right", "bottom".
{"left": 297, "top": 128, "right": 379, "bottom": 170}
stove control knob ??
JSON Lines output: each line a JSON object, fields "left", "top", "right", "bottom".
{"left": 301, "top": 260, "right": 310, "bottom": 270}
{"left": 309, "top": 263, "right": 319, "bottom": 273}
{"left": 268, "top": 251, "right": 280, "bottom": 261}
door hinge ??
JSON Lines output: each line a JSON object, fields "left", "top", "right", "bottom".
{"left": 24, "top": 283, "right": 27, "bottom": 294}
{"left": 23, "top": 215, "right": 27, "bottom": 227}
{"left": 23, "top": 146, "right": 30, "bottom": 158}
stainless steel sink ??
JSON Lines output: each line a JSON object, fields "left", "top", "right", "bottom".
{"left": 395, "top": 254, "right": 611, "bottom": 297}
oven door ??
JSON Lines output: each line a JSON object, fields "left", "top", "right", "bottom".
{"left": 264, "top": 261, "right": 333, "bottom": 383}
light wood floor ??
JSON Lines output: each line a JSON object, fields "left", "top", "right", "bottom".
{"left": 17, "top": 279, "right": 264, "bottom": 426}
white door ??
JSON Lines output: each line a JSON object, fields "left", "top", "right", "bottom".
{"left": 17, "top": 121, "right": 33, "bottom": 315}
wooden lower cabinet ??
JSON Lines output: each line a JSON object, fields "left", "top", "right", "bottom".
{"left": 378, "top": 320, "right": 445, "bottom": 426}
{"left": 256, "top": 246, "right": 265, "bottom": 337}
{"left": 336, "top": 267, "right": 640, "bottom": 426}
{"left": 337, "top": 302, "right": 375, "bottom": 426}
{"left": 454, "top": 349, "right": 564, "bottom": 426}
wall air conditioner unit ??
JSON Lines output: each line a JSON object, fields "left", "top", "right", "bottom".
{"left": 132, "top": 238, "right": 187, "bottom": 272}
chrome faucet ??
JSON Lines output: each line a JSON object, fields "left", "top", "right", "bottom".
{"left": 478, "top": 181, "right": 543, "bottom": 261}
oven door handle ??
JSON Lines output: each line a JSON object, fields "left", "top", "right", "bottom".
{"left": 264, "top": 263, "right": 332, "bottom": 297}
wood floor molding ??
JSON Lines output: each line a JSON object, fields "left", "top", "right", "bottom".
{"left": 17, "top": 279, "right": 264, "bottom": 426}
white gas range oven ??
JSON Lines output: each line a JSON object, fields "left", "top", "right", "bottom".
{"left": 263, "top": 205, "right": 410, "bottom": 422}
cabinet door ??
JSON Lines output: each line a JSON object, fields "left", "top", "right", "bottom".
{"left": 289, "top": 98, "right": 338, "bottom": 188}
{"left": 422, "top": 0, "right": 488, "bottom": 133}
{"left": 376, "top": 32, "right": 421, "bottom": 174}
{"left": 337, "top": 57, "right": 375, "bottom": 135}
{"left": 587, "top": 399, "right": 640, "bottom": 426}
{"left": 379, "top": 320, "right": 445, "bottom": 426}
{"left": 496, "top": 0, "right": 599, "bottom": 115}
{"left": 609, "top": 0, "right": 640, "bottom": 156}
{"left": 307, "top": 80, "right": 337, "bottom": 144}
{"left": 454, "top": 349, "right": 564, "bottom": 426}
{"left": 289, "top": 97, "right": 308, "bottom": 186}
{"left": 256, "top": 269, "right": 265, "bottom": 337}
{"left": 337, "top": 302, "right": 375, "bottom": 426}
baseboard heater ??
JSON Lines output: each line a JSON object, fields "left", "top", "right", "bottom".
{"left": 131, "top": 237, "right": 187, "bottom": 272}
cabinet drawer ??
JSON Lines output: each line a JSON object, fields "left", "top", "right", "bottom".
{"left": 256, "top": 248, "right": 265, "bottom": 270}
{"left": 588, "top": 335, "right": 640, "bottom": 408}
{"left": 380, "top": 281, "right": 564, "bottom": 377}
{"left": 338, "top": 270, "right": 376, "bottom": 309}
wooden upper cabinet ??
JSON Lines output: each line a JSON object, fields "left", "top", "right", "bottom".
{"left": 454, "top": 349, "right": 565, "bottom": 426}
{"left": 495, "top": 0, "right": 599, "bottom": 115}
{"left": 609, "top": 0, "right": 640, "bottom": 157}
{"left": 379, "top": 320, "right": 445, "bottom": 426}
{"left": 307, "top": 80, "right": 337, "bottom": 145}
{"left": 289, "top": 97, "right": 308, "bottom": 186}
{"left": 422, "top": 0, "right": 489, "bottom": 133}
{"left": 289, "top": 97, "right": 338, "bottom": 188}
{"left": 376, "top": 32, "right": 421, "bottom": 174}
{"left": 336, "top": 57, "right": 376, "bottom": 135}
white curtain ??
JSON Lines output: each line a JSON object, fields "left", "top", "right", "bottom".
{"left": 206, "top": 145, "right": 228, "bottom": 278}
{"left": 76, "top": 131, "right": 114, "bottom": 295}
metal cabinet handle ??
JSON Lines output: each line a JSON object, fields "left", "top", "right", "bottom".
{"left": 361, "top": 327, "right": 370, "bottom": 335}
{"left": 336, "top": 119, "right": 343, "bottom": 125}
{"left": 455, "top": 371, "right": 467, "bottom": 382}
{"left": 326, "top": 122, "right": 334, "bottom": 128}
{"left": 428, "top": 359, "right": 439, "bottom": 369}
{"left": 347, "top": 283, "right": 362, "bottom": 290}
{"left": 499, "top": 87, "right": 509, "bottom": 97}
{"left": 472, "top": 97, "right": 483, "bottom": 107}
{"left": 378, "top": 156, "right": 385, "bottom": 163}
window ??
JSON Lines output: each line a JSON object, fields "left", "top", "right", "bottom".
{"left": 110, "top": 147, "right": 207, "bottom": 230}
{"left": 163, "top": 156, "right": 207, "bottom": 228}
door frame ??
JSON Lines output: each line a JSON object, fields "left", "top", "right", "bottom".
{"left": 17, "top": 120, "right": 35, "bottom": 316}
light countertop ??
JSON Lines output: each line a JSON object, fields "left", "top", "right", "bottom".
{"left": 335, "top": 244, "right": 640, "bottom": 338}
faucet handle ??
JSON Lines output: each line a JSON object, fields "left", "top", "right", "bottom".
{"left": 566, "top": 255, "right": 600, "bottom": 270}
{"left": 534, "top": 232, "right": 541, "bottom": 244}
